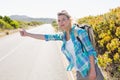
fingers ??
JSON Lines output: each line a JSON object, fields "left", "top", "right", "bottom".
{"left": 88, "top": 72, "right": 96, "bottom": 80}
{"left": 19, "top": 29, "right": 26, "bottom": 36}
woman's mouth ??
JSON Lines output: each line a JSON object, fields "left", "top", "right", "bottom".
{"left": 61, "top": 24, "right": 64, "bottom": 27}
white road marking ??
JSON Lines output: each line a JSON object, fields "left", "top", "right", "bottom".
{"left": 57, "top": 42, "right": 75, "bottom": 80}
{"left": 0, "top": 40, "right": 25, "bottom": 62}
{"left": 70, "top": 71, "right": 75, "bottom": 80}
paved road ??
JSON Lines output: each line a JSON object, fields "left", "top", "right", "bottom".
{"left": 0, "top": 24, "right": 69, "bottom": 80}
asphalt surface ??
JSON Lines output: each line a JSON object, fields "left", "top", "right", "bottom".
{"left": 0, "top": 24, "right": 70, "bottom": 80}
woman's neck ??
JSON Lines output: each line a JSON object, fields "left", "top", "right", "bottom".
{"left": 66, "top": 30, "right": 71, "bottom": 41}
{"left": 65, "top": 23, "right": 72, "bottom": 41}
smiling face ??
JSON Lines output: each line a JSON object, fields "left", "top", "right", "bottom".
{"left": 57, "top": 15, "right": 72, "bottom": 31}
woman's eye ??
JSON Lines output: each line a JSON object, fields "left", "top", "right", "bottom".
{"left": 58, "top": 18, "right": 68, "bottom": 22}
{"left": 62, "top": 19, "right": 65, "bottom": 21}
{"left": 62, "top": 19, "right": 66, "bottom": 21}
{"left": 63, "top": 18, "right": 68, "bottom": 21}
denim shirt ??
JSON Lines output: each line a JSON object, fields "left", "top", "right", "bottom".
{"left": 44, "top": 25, "right": 97, "bottom": 77}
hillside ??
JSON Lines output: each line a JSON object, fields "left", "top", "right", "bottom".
{"left": 10, "top": 15, "right": 55, "bottom": 23}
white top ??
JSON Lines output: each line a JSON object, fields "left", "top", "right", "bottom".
{"left": 66, "top": 39, "right": 79, "bottom": 71}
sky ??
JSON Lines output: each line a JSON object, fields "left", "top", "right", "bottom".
{"left": 0, "top": 0, "right": 120, "bottom": 19}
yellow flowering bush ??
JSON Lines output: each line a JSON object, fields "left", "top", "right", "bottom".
{"left": 77, "top": 7, "right": 120, "bottom": 79}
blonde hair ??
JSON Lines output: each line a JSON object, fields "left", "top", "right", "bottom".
{"left": 57, "top": 10, "right": 71, "bottom": 19}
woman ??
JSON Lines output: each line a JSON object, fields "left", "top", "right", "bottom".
{"left": 20, "top": 10, "right": 104, "bottom": 80}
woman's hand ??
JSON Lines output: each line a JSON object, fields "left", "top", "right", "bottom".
{"left": 88, "top": 68, "right": 96, "bottom": 80}
{"left": 19, "top": 29, "right": 27, "bottom": 36}
{"left": 19, "top": 29, "right": 45, "bottom": 40}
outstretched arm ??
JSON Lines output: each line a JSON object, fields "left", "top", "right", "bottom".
{"left": 19, "top": 29, "right": 45, "bottom": 40}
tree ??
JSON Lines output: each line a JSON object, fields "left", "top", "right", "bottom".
{"left": 0, "top": 16, "right": 3, "bottom": 19}
{"left": 10, "top": 20, "right": 19, "bottom": 29}
{"left": 3, "top": 16, "right": 12, "bottom": 24}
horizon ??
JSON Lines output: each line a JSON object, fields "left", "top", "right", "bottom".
{"left": 8, "top": 6, "right": 120, "bottom": 20}
{"left": 1, "top": 0, "right": 120, "bottom": 19}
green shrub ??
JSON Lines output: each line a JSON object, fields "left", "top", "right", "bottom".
{"left": 0, "top": 19, "right": 13, "bottom": 29}
{"left": 77, "top": 7, "right": 120, "bottom": 79}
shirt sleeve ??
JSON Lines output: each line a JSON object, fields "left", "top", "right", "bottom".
{"left": 44, "top": 33, "right": 63, "bottom": 41}
{"left": 77, "top": 29, "right": 97, "bottom": 57}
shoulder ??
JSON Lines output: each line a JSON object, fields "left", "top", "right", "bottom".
{"left": 74, "top": 26, "right": 87, "bottom": 35}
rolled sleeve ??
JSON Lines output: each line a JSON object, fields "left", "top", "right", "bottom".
{"left": 44, "top": 33, "right": 63, "bottom": 41}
